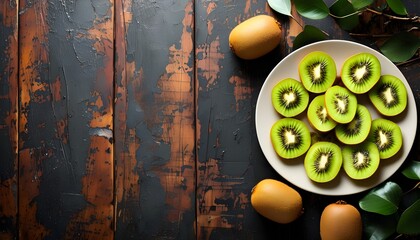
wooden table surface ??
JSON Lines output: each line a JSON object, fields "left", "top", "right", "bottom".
{"left": 1, "top": 1, "right": 419, "bottom": 239}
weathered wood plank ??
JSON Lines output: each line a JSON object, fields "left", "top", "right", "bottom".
{"left": 114, "top": 0, "right": 196, "bottom": 239}
{"left": 0, "top": 1, "right": 18, "bottom": 239}
{"left": 194, "top": 1, "right": 293, "bottom": 239}
{"left": 18, "top": 0, "right": 114, "bottom": 239}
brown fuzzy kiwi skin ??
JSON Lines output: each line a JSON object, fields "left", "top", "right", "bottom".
{"left": 229, "top": 15, "right": 282, "bottom": 60}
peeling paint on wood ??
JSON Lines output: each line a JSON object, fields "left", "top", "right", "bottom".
{"left": 0, "top": 0, "right": 18, "bottom": 239}
{"left": 115, "top": 1, "right": 195, "bottom": 239}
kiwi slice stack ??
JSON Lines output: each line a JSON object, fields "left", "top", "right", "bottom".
{"left": 270, "top": 51, "right": 408, "bottom": 183}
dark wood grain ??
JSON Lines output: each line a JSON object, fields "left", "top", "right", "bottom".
{"left": 0, "top": 1, "right": 18, "bottom": 239}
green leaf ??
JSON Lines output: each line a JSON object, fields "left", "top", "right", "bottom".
{"left": 364, "top": 213, "right": 397, "bottom": 240}
{"left": 386, "top": 0, "right": 408, "bottom": 15}
{"left": 359, "top": 182, "right": 402, "bottom": 215}
{"left": 330, "top": 0, "right": 360, "bottom": 31}
{"left": 268, "top": 0, "right": 292, "bottom": 17}
{"left": 380, "top": 32, "right": 420, "bottom": 63}
{"left": 350, "top": 0, "right": 374, "bottom": 10}
{"left": 294, "top": 0, "right": 329, "bottom": 20}
{"left": 293, "top": 25, "right": 328, "bottom": 50}
{"left": 402, "top": 161, "right": 420, "bottom": 180}
{"left": 397, "top": 199, "right": 420, "bottom": 235}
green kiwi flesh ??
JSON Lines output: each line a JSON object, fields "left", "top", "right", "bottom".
{"left": 368, "top": 118, "right": 403, "bottom": 159}
{"left": 270, "top": 118, "right": 311, "bottom": 159}
{"left": 307, "top": 95, "right": 337, "bottom": 132}
{"left": 325, "top": 85, "right": 358, "bottom": 124}
{"left": 304, "top": 141, "right": 342, "bottom": 183}
{"left": 335, "top": 104, "right": 371, "bottom": 145}
{"left": 271, "top": 78, "right": 310, "bottom": 117}
{"left": 369, "top": 75, "right": 408, "bottom": 116}
{"left": 342, "top": 142, "right": 380, "bottom": 180}
{"left": 341, "top": 52, "right": 381, "bottom": 94}
{"left": 299, "top": 51, "right": 337, "bottom": 93}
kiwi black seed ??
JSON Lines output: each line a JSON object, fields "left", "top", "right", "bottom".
{"left": 341, "top": 52, "right": 381, "bottom": 94}
{"left": 270, "top": 118, "right": 311, "bottom": 159}
{"left": 271, "top": 78, "right": 309, "bottom": 117}
{"left": 367, "top": 118, "right": 403, "bottom": 159}
{"left": 342, "top": 142, "right": 380, "bottom": 180}
{"left": 304, "top": 141, "right": 342, "bottom": 183}
{"left": 335, "top": 104, "right": 371, "bottom": 145}
{"left": 325, "top": 85, "right": 358, "bottom": 124}
{"left": 299, "top": 51, "right": 337, "bottom": 93}
{"left": 369, "top": 75, "right": 408, "bottom": 116}
{"left": 307, "top": 95, "right": 337, "bottom": 132}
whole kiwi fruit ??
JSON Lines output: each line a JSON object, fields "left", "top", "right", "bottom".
{"left": 229, "top": 15, "right": 281, "bottom": 60}
{"left": 320, "top": 200, "right": 362, "bottom": 240}
{"left": 251, "top": 179, "right": 303, "bottom": 224}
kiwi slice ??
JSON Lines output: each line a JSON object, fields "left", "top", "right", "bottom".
{"left": 325, "top": 85, "right": 358, "bottom": 124}
{"left": 304, "top": 141, "right": 342, "bottom": 183}
{"left": 335, "top": 104, "right": 371, "bottom": 145}
{"left": 369, "top": 75, "right": 408, "bottom": 116}
{"left": 307, "top": 95, "right": 337, "bottom": 132}
{"left": 271, "top": 78, "right": 309, "bottom": 117}
{"left": 367, "top": 118, "right": 403, "bottom": 159}
{"left": 270, "top": 118, "right": 311, "bottom": 159}
{"left": 341, "top": 52, "right": 381, "bottom": 94}
{"left": 299, "top": 51, "right": 337, "bottom": 93}
{"left": 342, "top": 142, "right": 380, "bottom": 180}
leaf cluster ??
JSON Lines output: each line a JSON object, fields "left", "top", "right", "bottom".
{"left": 268, "top": 0, "right": 420, "bottom": 63}
{"left": 358, "top": 161, "right": 420, "bottom": 239}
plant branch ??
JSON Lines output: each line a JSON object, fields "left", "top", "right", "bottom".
{"left": 290, "top": 14, "right": 304, "bottom": 29}
{"left": 366, "top": 8, "right": 420, "bottom": 22}
{"left": 329, "top": 11, "right": 362, "bottom": 19}
{"left": 402, "top": 181, "right": 420, "bottom": 195}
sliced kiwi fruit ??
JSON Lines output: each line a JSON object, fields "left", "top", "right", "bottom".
{"left": 325, "top": 85, "right": 358, "bottom": 124}
{"left": 342, "top": 142, "right": 380, "bottom": 180}
{"left": 304, "top": 141, "right": 342, "bottom": 183}
{"left": 367, "top": 118, "right": 403, "bottom": 159}
{"left": 299, "top": 51, "right": 337, "bottom": 93}
{"left": 341, "top": 52, "right": 381, "bottom": 94}
{"left": 335, "top": 104, "right": 371, "bottom": 145}
{"left": 270, "top": 118, "right": 311, "bottom": 159}
{"left": 307, "top": 95, "right": 337, "bottom": 132}
{"left": 271, "top": 78, "right": 310, "bottom": 117}
{"left": 369, "top": 75, "right": 408, "bottom": 116}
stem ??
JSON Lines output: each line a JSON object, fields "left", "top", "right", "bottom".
{"left": 329, "top": 11, "right": 362, "bottom": 19}
{"left": 290, "top": 14, "right": 304, "bottom": 29}
{"left": 366, "top": 8, "right": 420, "bottom": 22}
{"left": 402, "top": 181, "right": 420, "bottom": 194}
{"left": 349, "top": 33, "right": 393, "bottom": 38}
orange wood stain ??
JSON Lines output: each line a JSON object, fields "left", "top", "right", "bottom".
{"left": 0, "top": 2, "right": 18, "bottom": 238}
{"left": 18, "top": 0, "right": 51, "bottom": 238}
{"left": 229, "top": 76, "right": 252, "bottom": 112}
{"left": 155, "top": 1, "right": 195, "bottom": 223}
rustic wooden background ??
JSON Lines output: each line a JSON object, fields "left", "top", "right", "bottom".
{"left": 1, "top": 0, "right": 419, "bottom": 239}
